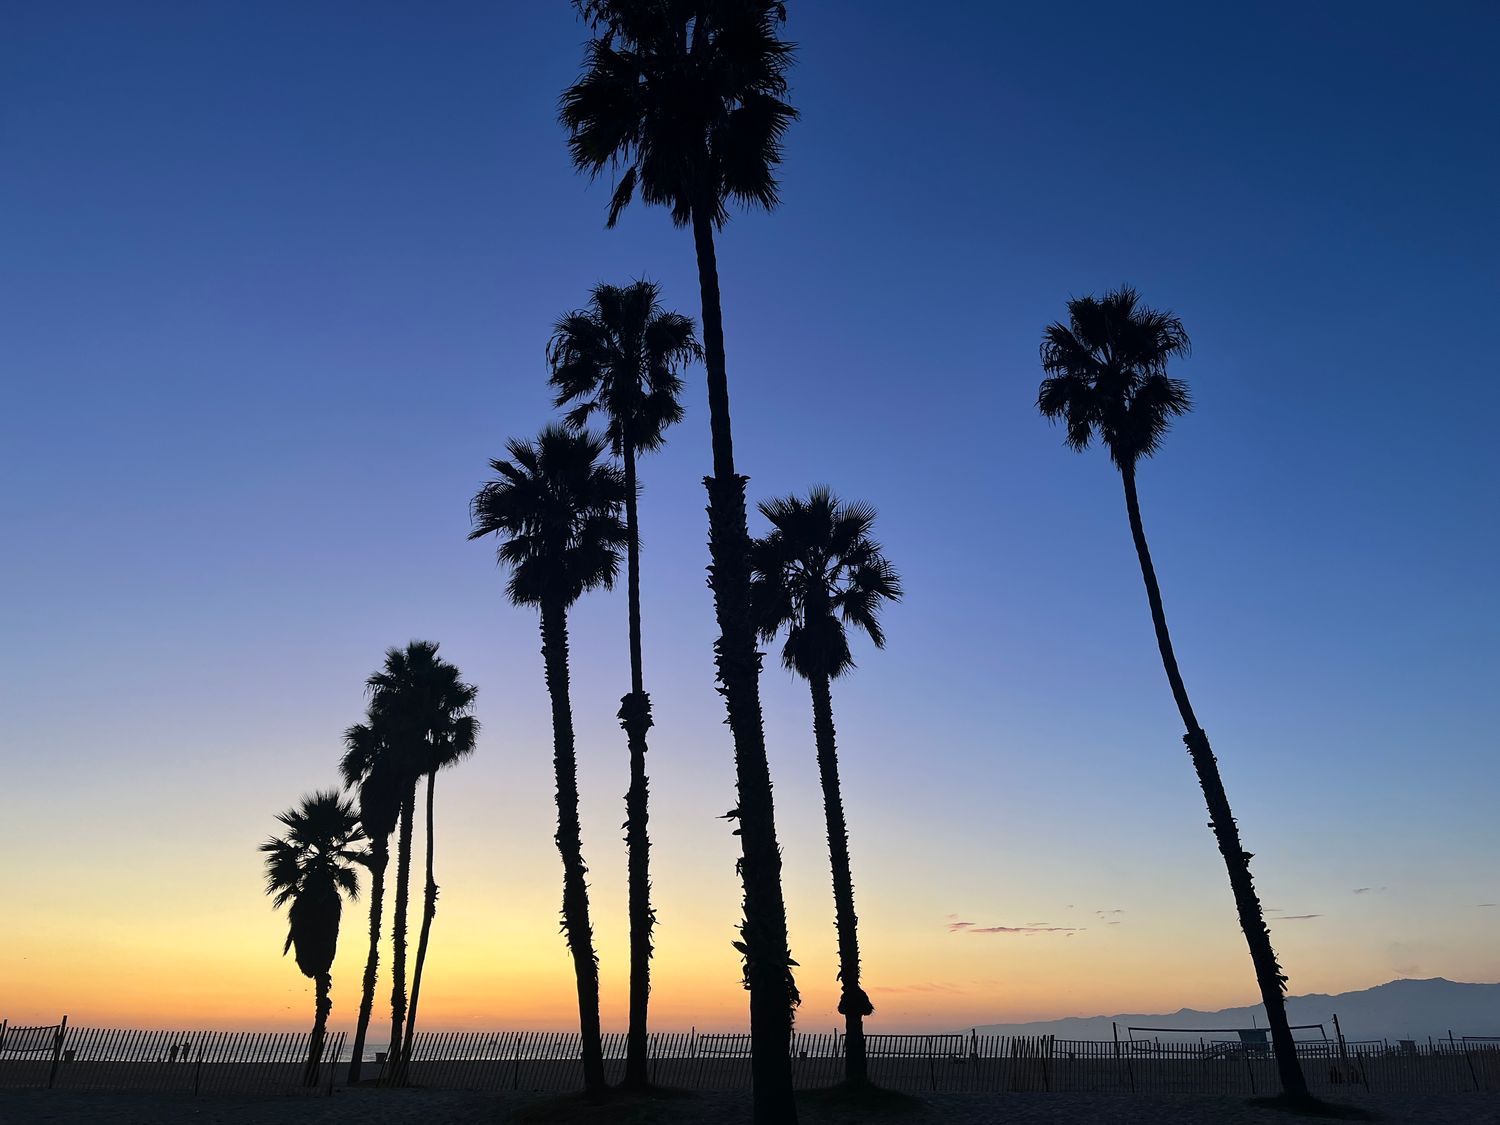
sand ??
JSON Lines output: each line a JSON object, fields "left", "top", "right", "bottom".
{"left": 1, "top": 1087, "right": 1496, "bottom": 1125}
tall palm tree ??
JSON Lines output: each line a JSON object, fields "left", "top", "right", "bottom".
{"left": 338, "top": 721, "right": 402, "bottom": 1086}
{"left": 561, "top": 9, "right": 802, "bottom": 1116}
{"left": 548, "top": 278, "right": 698, "bottom": 1089}
{"left": 1037, "top": 285, "right": 1310, "bottom": 1101}
{"left": 469, "top": 425, "right": 627, "bottom": 1098}
{"left": 749, "top": 488, "right": 901, "bottom": 1088}
{"left": 364, "top": 641, "right": 479, "bottom": 1084}
{"left": 394, "top": 662, "right": 479, "bottom": 1079}
{"left": 260, "top": 790, "right": 364, "bottom": 1085}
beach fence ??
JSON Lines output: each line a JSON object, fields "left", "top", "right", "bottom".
{"left": 380, "top": 1028, "right": 1500, "bottom": 1096}
{"left": 6, "top": 1020, "right": 1498, "bottom": 1098}
{"left": 0, "top": 1019, "right": 345, "bottom": 1096}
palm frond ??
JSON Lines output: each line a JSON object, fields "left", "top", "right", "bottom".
{"left": 560, "top": 1, "right": 798, "bottom": 230}
{"left": 261, "top": 789, "right": 365, "bottom": 978}
{"left": 470, "top": 425, "right": 627, "bottom": 612}
{"left": 1037, "top": 285, "right": 1193, "bottom": 468}
{"left": 749, "top": 487, "right": 901, "bottom": 681}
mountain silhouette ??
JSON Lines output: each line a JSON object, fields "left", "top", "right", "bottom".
{"left": 967, "top": 979, "right": 1500, "bottom": 1043}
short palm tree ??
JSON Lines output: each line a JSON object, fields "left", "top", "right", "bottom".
{"left": 1037, "top": 285, "right": 1310, "bottom": 1101}
{"left": 561, "top": 9, "right": 802, "bottom": 1114}
{"left": 548, "top": 278, "right": 698, "bottom": 1089}
{"left": 469, "top": 425, "right": 627, "bottom": 1097}
{"left": 260, "top": 791, "right": 364, "bottom": 1084}
{"left": 338, "top": 721, "right": 402, "bottom": 1085}
{"left": 364, "top": 641, "right": 479, "bottom": 1084}
{"left": 749, "top": 488, "right": 901, "bottom": 1087}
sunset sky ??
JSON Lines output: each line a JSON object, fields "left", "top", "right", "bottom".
{"left": 2, "top": 3, "right": 1496, "bottom": 1035}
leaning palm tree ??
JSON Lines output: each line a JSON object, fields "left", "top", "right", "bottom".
{"left": 1037, "top": 285, "right": 1310, "bottom": 1101}
{"left": 561, "top": 9, "right": 802, "bottom": 1115}
{"left": 469, "top": 425, "right": 626, "bottom": 1098}
{"left": 548, "top": 278, "right": 698, "bottom": 1089}
{"left": 749, "top": 488, "right": 901, "bottom": 1088}
{"left": 339, "top": 721, "right": 402, "bottom": 1086}
{"left": 394, "top": 661, "right": 479, "bottom": 1079}
{"left": 363, "top": 640, "right": 478, "bottom": 1085}
{"left": 260, "top": 790, "right": 364, "bottom": 1085}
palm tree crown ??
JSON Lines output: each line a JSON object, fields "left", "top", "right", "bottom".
{"left": 1038, "top": 284, "right": 1193, "bottom": 471}
{"left": 561, "top": 0, "right": 798, "bottom": 228}
{"left": 749, "top": 487, "right": 903, "bottom": 682}
{"left": 340, "top": 721, "right": 403, "bottom": 841}
{"left": 260, "top": 791, "right": 364, "bottom": 980}
{"left": 549, "top": 279, "right": 698, "bottom": 454}
{"left": 365, "top": 641, "right": 479, "bottom": 778}
{"left": 468, "top": 425, "right": 628, "bottom": 607}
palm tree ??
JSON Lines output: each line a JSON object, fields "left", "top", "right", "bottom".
{"left": 391, "top": 655, "right": 479, "bottom": 1079}
{"left": 749, "top": 488, "right": 901, "bottom": 1088}
{"left": 260, "top": 790, "right": 364, "bottom": 1084}
{"left": 561, "top": 9, "right": 802, "bottom": 1116}
{"left": 469, "top": 425, "right": 627, "bottom": 1098}
{"left": 548, "top": 278, "right": 698, "bottom": 1089}
{"left": 1037, "top": 285, "right": 1310, "bottom": 1101}
{"left": 364, "top": 641, "right": 479, "bottom": 1084}
{"left": 338, "top": 721, "right": 402, "bottom": 1086}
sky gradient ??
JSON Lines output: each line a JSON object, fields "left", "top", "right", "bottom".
{"left": 2, "top": 2, "right": 1497, "bottom": 1034}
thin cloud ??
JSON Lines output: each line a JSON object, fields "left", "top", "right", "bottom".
{"left": 870, "top": 982, "right": 967, "bottom": 995}
{"left": 965, "top": 925, "right": 1080, "bottom": 934}
{"left": 1353, "top": 887, "right": 1387, "bottom": 895}
{"left": 1278, "top": 914, "right": 1322, "bottom": 920}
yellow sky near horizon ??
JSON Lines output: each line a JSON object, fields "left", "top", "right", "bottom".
{"left": 7, "top": 725, "right": 1495, "bottom": 1036}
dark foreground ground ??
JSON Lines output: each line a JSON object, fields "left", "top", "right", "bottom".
{"left": 1, "top": 1088, "right": 1496, "bottom": 1125}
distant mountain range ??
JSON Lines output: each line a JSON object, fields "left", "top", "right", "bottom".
{"left": 967, "top": 979, "right": 1500, "bottom": 1044}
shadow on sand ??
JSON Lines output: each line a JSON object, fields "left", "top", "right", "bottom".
{"left": 507, "top": 1081, "right": 924, "bottom": 1124}
{"left": 1247, "top": 1094, "right": 1380, "bottom": 1120}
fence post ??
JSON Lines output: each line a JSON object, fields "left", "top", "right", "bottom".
{"left": 1113, "top": 1022, "right": 1134, "bottom": 1094}
{"left": 47, "top": 1017, "right": 68, "bottom": 1089}
{"left": 1453, "top": 1031, "right": 1479, "bottom": 1091}
{"left": 325, "top": 1033, "right": 343, "bottom": 1096}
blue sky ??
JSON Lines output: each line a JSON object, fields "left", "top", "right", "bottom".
{"left": 1, "top": 2, "right": 1496, "bottom": 1032}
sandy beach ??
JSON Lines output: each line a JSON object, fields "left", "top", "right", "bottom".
{"left": 2, "top": 1088, "right": 1497, "bottom": 1125}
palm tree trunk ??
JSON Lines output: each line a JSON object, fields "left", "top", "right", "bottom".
{"left": 620, "top": 441, "right": 656, "bottom": 1090}
{"left": 541, "top": 598, "right": 608, "bottom": 1096}
{"left": 399, "top": 771, "right": 440, "bottom": 1084}
{"left": 305, "top": 971, "right": 332, "bottom": 1086}
{"left": 1120, "top": 464, "right": 1309, "bottom": 1100}
{"left": 692, "top": 202, "right": 798, "bottom": 1125}
{"left": 807, "top": 673, "right": 872, "bottom": 1086}
{"left": 346, "top": 838, "right": 388, "bottom": 1085}
{"left": 386, "top": 786, "right": 415, "bottom": 1085}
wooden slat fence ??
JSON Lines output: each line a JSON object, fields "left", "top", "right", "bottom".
{"left": 0, "top": 1023, "right": 345, "bottom": 1096}
{"left": 386, "top": 1030, "right": 1500, "bottom": 1095}
{"left": 7, "top": 1021, "right": 1497, "bottom": 1097}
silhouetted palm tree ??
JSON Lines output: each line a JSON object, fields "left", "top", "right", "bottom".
{"left": 561, "top": 9, "right": 801, "bottom": 1115}
{"left": 469, "top": 425, "right": 627, "bottom": 1098}
{"left": 260, "top": 790, "right": 364, "bottom": 1084}
{"left": 363, "top": 641, "right": 478, "bottom": 1084}
{"left": 339, "top": 721, "right": 402, "bottom": 1085}
{"left": 390, "top": 652, "right": 479, "bottom": 1078}
{"left": 749, "top": 488, "right": 901, "bottom": 1087}
{"left": 1037, "top": 285, "right": 1310, "bottom": 1101}
{"left": 548, "top": 278, "right": 698, "bottom": 1089}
